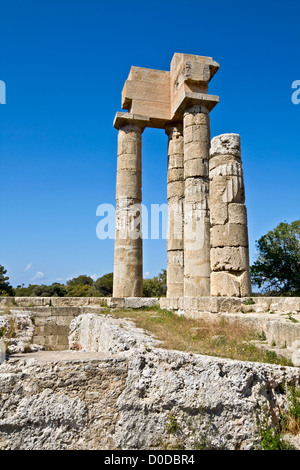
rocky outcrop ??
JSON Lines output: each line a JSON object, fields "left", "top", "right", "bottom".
{"left": 69, "top": 314, "right": 160, "bottom": 355}
{"left": 0, "top": 311, "right": 43, "bottom": 354}
{"left": 0, "top": 313, "right": 299, "bottom": 450}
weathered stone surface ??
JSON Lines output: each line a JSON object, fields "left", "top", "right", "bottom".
{"left": 211, "top": 246, "right": 250, "bottom": 272}
{"left": 211, "top": 224, "right": 249, "bottom": 248}
{"left": 210, "top": 271, "right": 252, "bottom": 297}
{"left": 69, "top": 314, "right": 160, "bottom": 354}
{"left": 0, "top": 311, "right": 43, "bottom": 354}
{"left": 0, "top": 313, "right": 300, "bottom": 450}
{"left": 0, "top": 355, "right": 128, "bottom": 450}
{"left": 210, "top": 133, "right": 241, "bottom": 158}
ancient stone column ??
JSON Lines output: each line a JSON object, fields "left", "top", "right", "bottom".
{"left": 113, "top": 114, "right": 146, "bottom": 297}
{"left": 183, "top": 105, "right": 211, "bottom": 297}
{"left": 209, "top": 133, "right": 251, "bottom": 297}
{"left": 166, "top": 123, "right": 184, "bottom": 298}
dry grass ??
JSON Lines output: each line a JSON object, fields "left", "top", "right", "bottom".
{"left": 109, "top": 307, "right": 293, "bottom": 366}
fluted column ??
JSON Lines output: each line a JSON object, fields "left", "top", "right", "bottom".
{"left": 209, "top": 133, "right": 251, "bottom": 297}
{"left": 113, "top": 115, "right": 147, "bottom": 297}
{"left": 166, "top": 123, "right": 184, "bottom": 298}
{"left": 183, "top": 105, "right": 211, "bottom": 297}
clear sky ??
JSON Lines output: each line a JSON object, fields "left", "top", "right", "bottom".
{"left": 0, "top": 0, "right": 299, "bottom": 287}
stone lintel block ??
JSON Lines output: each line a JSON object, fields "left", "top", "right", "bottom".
{"left": 122, "top": 78, "right": 170, "bottom": 108}
{"left": 171, "top": 53, "right": 220, "bottom": 86}
{"left": 130, "top": 101, "right": 171, "bottom": 126}
{"left": 211, "top": 224, "right": 249, "bottom": 248}
{"left": 210, "top": 134, "right": 241, "bottom": 158}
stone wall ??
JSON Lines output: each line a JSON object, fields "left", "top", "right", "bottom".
{"left": 1, "top": 296, "right": 299, "bottom": 353}
{"left": 1, "top": 296, "right": 299, "bottom": 313}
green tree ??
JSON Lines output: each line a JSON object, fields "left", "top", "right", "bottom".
{"left": 30, "top": 283, "right": 67, "bottom": 297}
{"left": 94, "top": 273, "right": 113, "bottom": 297}
{"left": 250, "top": 220, "right": 300, "bottom": 295}
{"left": 67, "top": 275, "right": 94, "bottom": 287}
{"left": 143, "top": 269, "right": 167, "bottom": 297}
{"left": 66, "top": 284, "right": 97, "bottom": 297}
{"left": 0, "top": 265, "right": 14, "bottom": 296}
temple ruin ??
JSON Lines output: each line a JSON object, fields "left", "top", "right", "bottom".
{"left": 113, "top": 53, "right": 251, "bottom": 298}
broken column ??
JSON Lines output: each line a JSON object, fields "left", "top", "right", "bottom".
{"left": 166, "top": 123, "right": 184, "bottom": 297}
{"left": 209, "top": 133, "right": 251, "bottom": 297}
{"left": 113, "top": 113, "right": 148, "bottom": 298}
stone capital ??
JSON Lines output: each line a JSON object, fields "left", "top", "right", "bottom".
{"left": 173, "top": 92, "right": 219, "bottom": 118}
{"left": 165, "top": 122, "right": 183, "bottom": 138}
{"left": 113, "top": 112, "right": 150, "bottom": 132}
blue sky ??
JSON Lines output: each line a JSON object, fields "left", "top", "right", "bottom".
{"left": 0, "top": 0, "right": 299, "bottom": 287}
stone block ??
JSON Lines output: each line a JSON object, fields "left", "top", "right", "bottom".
{"left": 184, "top": 276, "right": 210, "bottom": 298}
{"left": 168, "top": 153, "right": 184, "bottom": 169}
{"left": 184, "top": 178, "right": 209, "bottom": 204}
{"left": 210, "top": 246, "right": 250, "bottom": 272}
{"left": 228, "top": 204, "right": 248, "bottom": 225}
{"left": 209, "top": 201, "right": 228, "bottom": 225}
{"left": 167, "top": 181, "right": 185, "bottom": 199}
{"left": 210, "top": 272, "right": 251, "bottom": 297}
{"left": 218, "top": 297, "right": 243, "bottom": 312}
{"left": 108, "top": 298, "right": 125, "bottom": 309}
{"left": 124, "top": 297, "right": 159, "bottom": 309}
{"left": 167, "top": 168, "right": 184, "bottom": 183}
{"left": 210, "top": 224, "right": 249, "bottom": 248}
{"left": 269, "top": 297, "right": 300, "bottom": 313}
{"left": 196, "top": 296, "right": 219, "bottom": 313}
{"left": 184, "top": 157, "right": 209, "bottom": 178}
{"left": 88, "top": 297, "right": 109, "bottom": 307}
{"left": 50, "top": 297, "right": 90, "bottom": 307}
{"left": 183, "top": 110, "right": 209, "bottom": 128}
{"left": 183, "top": 141, "right": 210, "bottom": 162}
{"left": 184, "top": 124, "right": 210, "bottom": 145}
